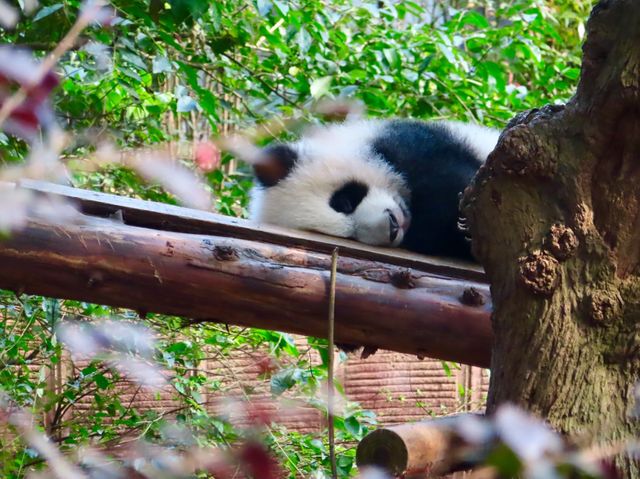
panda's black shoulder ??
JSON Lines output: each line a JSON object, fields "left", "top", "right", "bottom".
{"left": 369, "top": 119, "right": 482, "bottom": 259}
{"left": 370, "top": 119, "right": 483, "bottom": 175}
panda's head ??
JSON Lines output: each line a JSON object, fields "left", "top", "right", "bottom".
{"left": 249, "top": 122, "right": 411, "bottom": 247}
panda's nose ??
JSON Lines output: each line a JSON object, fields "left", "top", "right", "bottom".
{"left": 388, "top": 211, "right": 399, "bottom": 242}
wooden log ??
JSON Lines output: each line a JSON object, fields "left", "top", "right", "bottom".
{"left": 356, "top": 415, "right": 482, "bottom": 477}
{"left": 18, "top": 179, "right": 486, "bottom": 282}
{"left": 0, "top": 181, "right": 493, "bottom": 366}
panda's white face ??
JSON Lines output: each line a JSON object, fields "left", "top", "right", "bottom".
{"left": 249, "top": 121, "right": 411, "bottom": 247}
{"left": 346, "top": 184, "right": 410, "bottom": 246}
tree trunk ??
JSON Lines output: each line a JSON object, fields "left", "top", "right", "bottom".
{"left": 461, "top": 0, "right": 640, "bottom": 475}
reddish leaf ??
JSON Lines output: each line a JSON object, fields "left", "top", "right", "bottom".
{"left": 0, "top": 48, "right": 59, "bottom": 140}
{"left": 26, "top": 71, "right": 59, "bottom": 102}
{"left": 195, "top": 141, "right": 221, "bottom": 172}
{"left": 599, "top": 459, "right": 622, "bottom": 479}
{"left": 238, "top": 441, "right": 280, "bottom": 479}
{"left": 255, "top": 356, "right": 278, "bottom": 377}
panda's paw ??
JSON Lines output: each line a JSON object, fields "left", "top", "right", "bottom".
{"left": 335, "top": 343, "right": 379, "bottom": 359}
{"left": 335, "top": 342, "right": 360, "bottom": 353}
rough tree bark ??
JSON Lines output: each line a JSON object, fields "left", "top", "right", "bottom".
{"left": 461, "top": 0, "right": 640, "bottom": 475}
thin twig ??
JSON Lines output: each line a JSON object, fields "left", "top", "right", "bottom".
{"left": 8, "top": 408, "right": 87, "bottom": 479}
{"left": 0, "top": 1, "right": 105, "bottom": 129}
{"left": 220, "top": 52, "right": 298, "bottom": 107}
{"left": 327, "top": 247, "right": 338, "bottom": 479}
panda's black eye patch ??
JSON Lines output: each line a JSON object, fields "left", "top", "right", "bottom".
{"left": 329, "top": 181, "right": 369, "bottom": 214}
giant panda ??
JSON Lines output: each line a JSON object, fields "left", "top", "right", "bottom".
{"left": 248, "top": 119, "right": 500, "bottom": 261}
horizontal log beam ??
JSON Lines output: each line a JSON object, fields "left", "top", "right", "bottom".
{"left": 0, "top": 181, "right": 493, "bottom": 366}
{"left": 18, "top": 179, "right": 486, "bottom": 282}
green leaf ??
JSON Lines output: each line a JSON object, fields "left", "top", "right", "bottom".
{"left": 270, "top": 368, "right": 297, "bottom": 395}
{"left": 297, "top": 27, "right": 312, "bottom": 54}
{"left": 344, "top": 415, "right": 361, "bottom": 436}
{"left": 337, "top": 455, "right": 354, "bottom": 475}
{"left": 347, "top": 69, "right": 367, "bottom": 80}
{"left": 121, "top": 51, "right": 148, "bottom": 71}
{"left": 485, "top": 444, "right": 523, "bottom": 476}
{"left": 152, "top": 55, "right": 173, "bottom": 74}
{"left": 94, "top": 374, "right": 109, "bottom": 390}
{"left": 175, "top": 380, "right": 186, "bottom": 395}
{"left": 169, "top": 0, "right": 208, "bottom": 25}
{"left": 564, "top": 67, "right": 580, "bottom": 80}
{"left": 120, "top": 67, "right": 142, "bottom": 83}
{"left": 256, "top": 0, "right": 271, "bottom": 16}
{"left": 437, "top": 41, "right": 456, "bottom": 65}
{"left": 383, "top": 48, "right": 401, "bottom": 69}
{"left": 32, "top": 3, "right": 63, "bottom": 22}
{"left": 459, "top": 11, "right": 490, "bottom": 28}
{"left": 195, "top": 89, "right": 219, "bottom": 120}
{"left": 167, "top": 342, "right": 188, "bottom": 353}
{"left": 482, "top": 61, "right": 506, "bottom": 91}
{"left": 177, "top": 95, "right": 197, "bottom": 112}
{"left": 273, "top": 0, "right": 289, "bottom": 16}
{"left": 310, "top": 76, "right": 332, "bottom": 99}
{"left": 81, "top": 365, "right": 97, "bottom": 377}
{"left": 417, "top": 55, "right": 434, "bottom": 74}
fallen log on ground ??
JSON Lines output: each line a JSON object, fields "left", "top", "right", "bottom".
{"left": 356, "top": 407, "right": 591, "bottom": 478}
{"left": 0, "top": 180, "right": 493, "bottom": 367}
{"left": 356, "top": 415, "right": 481, "bottom": 477}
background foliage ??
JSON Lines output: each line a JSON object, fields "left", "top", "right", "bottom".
{"left": 0, "top": 0, "right": 590, "bottom": 477}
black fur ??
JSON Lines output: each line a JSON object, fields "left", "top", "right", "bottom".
{"left": 371, "top": 120, "right": 483, "bottom": 260}
{"left": 329, "top": 181, "right": 369, "bottom": 214}
{"left": 254, "top": 144, "right": 298, "bottom": 187}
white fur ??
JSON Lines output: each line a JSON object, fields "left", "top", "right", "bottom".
{"left": 352, "top": 187, "right": 407, "bottom": 246}
{"left": 439, "top": 121, "right": 500, "bottom": 160}
{"left": 249, "top": 119, "right": 499, "bottom": 247}
{"left": 250, "top": 120, "right": 410, "bottom": 245}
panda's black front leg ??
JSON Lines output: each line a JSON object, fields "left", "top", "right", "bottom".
{"left": 335, "top": 342, "right": 360, "bottom": 353}
{"left": 335, "top": 342, "right": 378, "bottom": 358}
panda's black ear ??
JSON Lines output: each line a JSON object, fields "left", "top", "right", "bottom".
{"left": 253, "top": 144, "right": 298, "bottom": 187}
